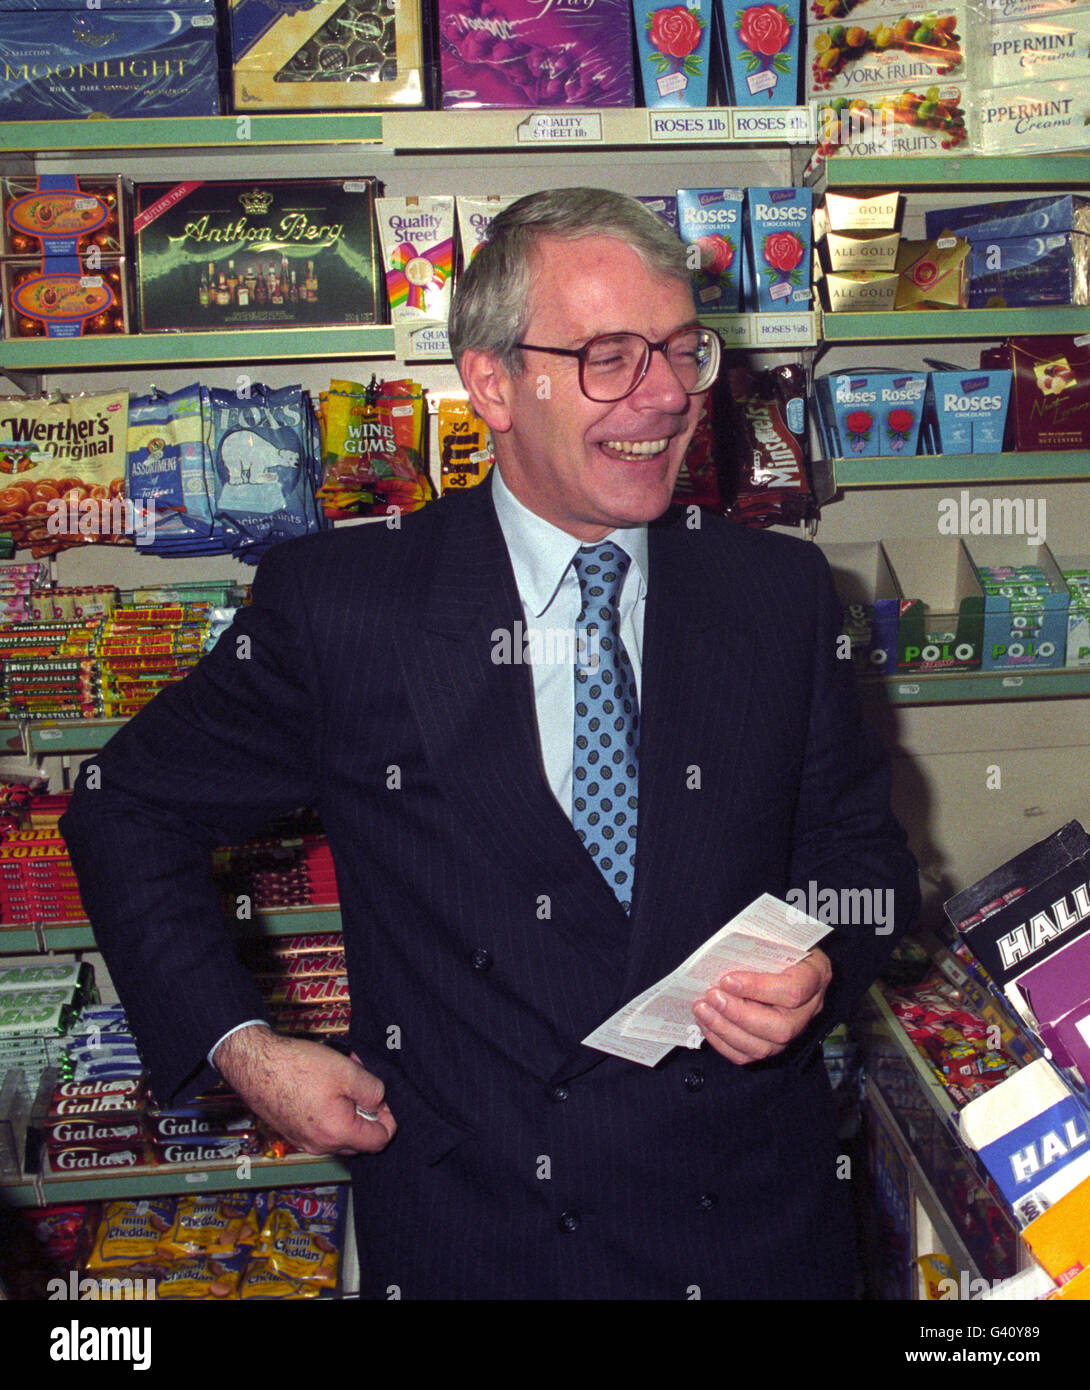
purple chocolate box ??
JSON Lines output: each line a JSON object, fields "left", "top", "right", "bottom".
{"left": 438, "top": 0, "right": 635, "bottom": 108}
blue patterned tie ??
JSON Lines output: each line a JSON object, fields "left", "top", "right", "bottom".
{"left": 571, "top": 542, "right": 639, "bottom": 913}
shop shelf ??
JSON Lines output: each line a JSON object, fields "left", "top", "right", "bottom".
{"left": 36, "top": 1151, "right": 351, "bottom": 1204}
{"left": 833, "top": 452, "right": 1090, "bottom": 488}
{"left": 0, "top": 326, "right": 395, "bottom": 373}
{"left": 0, "top": 925, "right": 43, "bottom": 953}
{"left": 37, "top": 906, "right": 344, "bottom": 954}
{"left": 860, "top": 667, "right": 1090, "bottom": 706}
{"left": 817, "top": 154, "right": 1090, "bottom": 190}
{"left": 821, "top": 306, "right": 1090, "bottom": 343}
{"left": 0, "top": 115, "right": 383, "bottom": 155}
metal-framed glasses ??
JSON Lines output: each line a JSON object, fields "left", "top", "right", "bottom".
{"left": 515, "top": 325, "right": 723, "bottom": 403}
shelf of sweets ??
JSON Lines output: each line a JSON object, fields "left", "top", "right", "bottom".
{"left": 31, "top": 906, "right": 345, "bottom": 955}
{"left": 0, "top": 109, "right": 815, "bottom": 159}
{"left": 832, "top": 452, "right": 1090, "bottom": 489}
{"left": 820, "top": 306, "right": 1090, "bottom": 344}
{"left": 859, "top": 668, "right": 1090, "bottom": 707}
{"left": 815, "top": 154, "right": 1090, "bottom": 191}
{"left": 0, "top": 325, "right": 396, "bottom": 373}
{"left": 30, "top": 1150, "right": 352, "bottom": 1206}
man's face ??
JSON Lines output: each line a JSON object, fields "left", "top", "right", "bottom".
{"left": 474, "top": 234, "right": 706, "bottom": 542}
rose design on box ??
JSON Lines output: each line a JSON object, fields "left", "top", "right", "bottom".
{"left": 696, "top": 234, "right": 735, "bottom": 278}
{"left": 733, "top": 3, "right": 796, "bottom": 99}
{"left": 645, "top": 5, "right": 706, "bottom": 97}
{"left": 845, "top": 409, "right": 873, "bottom": 452}
{"left": 886, "top": 407, "right": 915, "bottom": 452}
{"left": 760, "top": 228, "right": 805, "bottom": 302}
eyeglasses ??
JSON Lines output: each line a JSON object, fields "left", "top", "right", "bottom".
{"left": 515, "top": 325, "right": 722, "bottom": 403}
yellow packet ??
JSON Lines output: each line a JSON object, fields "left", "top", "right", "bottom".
{"left": 436, "top": 396, "right": 493, "bottom": 493}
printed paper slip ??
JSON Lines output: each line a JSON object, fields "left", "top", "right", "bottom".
{"left": 583, "top": 893, "right": 831, "bottom": 1065}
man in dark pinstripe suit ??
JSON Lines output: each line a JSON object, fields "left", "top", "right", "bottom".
{"left": 62, "top": 189, "right": 919, "bottom": 1299}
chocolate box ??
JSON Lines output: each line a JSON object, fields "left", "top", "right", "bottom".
{"left": 134, "top": 179, "right": 381, "bottom": 332}
{"left": 2, "top": 176, "right": 129, "bottom": 262}
{"left": 2, "top": 257, "right": 132, "bottom": 339}
{"left": 968, "top": 232, "right": 1090, "bottom": 310}
{"left": 0, "top": 10, "right": 222, "bottom": 120}
{"left": 229, "top": 0, "right": 425, "bottom": 111}
{"left": 926, "top": 194, "right": 1090, "bottom": 246}
{"left": 806, "top": 6, "right": 967, "bottom": 99}
{"left": 1006, "top": 335, "right": 1090, "bottom": 452}
{"left": 436, "top": 0, "right": 635, "bottom": 108}
{"left": 720, "top": 0, "right": 801, "bottom": 106}
{"left": 894, "top": 234, "right": 969, "bottom": 309}
{"left": 634, "top": 0, "right": 713, "bottom": 107}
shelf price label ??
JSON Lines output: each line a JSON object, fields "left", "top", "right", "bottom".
{"left": 703, "top": 313, "right": 752, "bottom": 349}
{"left": 394, "top": 321, "right": 452, "bottom": 363}
{"left": 647, "top": 110, "right": 731, "bottom": 142}
{"left": 753, "top": 312, "right": 817, "bottom": 348}
{"left": 730, "top": 107, "right": 813, "bottom": 144}
{"left": 516, "top": 112, "right": 603, "bottom": 144}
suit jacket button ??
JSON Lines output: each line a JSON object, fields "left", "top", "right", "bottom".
{"left": 558, "top": 1210, "right": 581, "bottom": 1233}
{"left": 470, "top": 949, "right": 492, "bottom": 971}
{"left": 548, "top": 1084, "right": 570, "bottom": 1103}
{"left": 683, "top": 1068, "right": 704, "bottom": 1092}
{"left": 697, "top": 1192, "right": 718, "bottom": 1211}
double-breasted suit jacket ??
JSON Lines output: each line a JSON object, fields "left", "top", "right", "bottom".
{"left": 62, "top": 478, "right": 919, "bottom": 1299}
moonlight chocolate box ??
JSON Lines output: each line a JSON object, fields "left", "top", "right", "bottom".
{"left": 134, "top": 179, "right": 381, "bottom": 333}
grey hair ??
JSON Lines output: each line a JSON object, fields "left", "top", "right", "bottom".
{"left": 448, "top": 187, "right": 691, "bottom": 375}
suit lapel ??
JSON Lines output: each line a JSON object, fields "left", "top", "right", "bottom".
{"left": 397, "top": 484, "right": 632, "bottom": 982}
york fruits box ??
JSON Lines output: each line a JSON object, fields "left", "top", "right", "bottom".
{"left": 228, "top": 0, "right": 425, "bottom": 110}
{"left": 676, "top": 187, "right": 743, "bottom": 312}
{"left": 436, "top": 0, "right": 635, "bottom": 107}
{"left": 744, "top": 186, "right": 812, "bottom": 311}
{"left": 634, "top": 0, "right": 713, "bottom": 107}
{"left": 0, "top": 9, "right": 221, "bottom": 120}
{"left": 807, "top": 7, "right": 966, "bottom": 99}
{"left": 134, "top": 179, "right": 380, "bottom": 332}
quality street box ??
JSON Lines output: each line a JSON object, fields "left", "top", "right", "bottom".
{"left": 229, "top": 0, "right": 425, "bottom": 110}
{"left": 0, "top": 9, "right": 221, "bottom": 120}
{"left": 135, "top": 179, "right": 381, "bottom": 332}
{"left": 816, "top": 540, "right": 899, "bottom": 675}
{"left": 881, "top": 535, "right": 984, "bottom": 673}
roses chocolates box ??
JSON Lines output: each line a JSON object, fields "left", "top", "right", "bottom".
{"left": 744, "top": 186, "right": 812, "bottom": 312}
{"left": 718, "top": 0, "right": 801, "bottom": 105}
{"left": 924, "top": 368, "right": 1012, "bottom": 454}
{"left": 0, "top": 10, "right": 221, "bottom": 120}
{"left": 881, "top": 536, "right": 985, "bottom": 674}
{"left": 806, "top": 7, "right": 967, "bottom": 100}
{"left": 815, "top": 370, "right": 926, "bottom": 457}
{"left": 134, "top": 179, "right": 381, "bottom": 332}
{"left": 634, "top": 0, "right": 713, "bottom": 107}
{"left": 228, "top": 0, "right": 425, "bottom": 111}
{"left": 436, "top": 0, "right": 635, "bottom": 107}
{"left": 676, "top": 187, "right": 743, "bottom": 312}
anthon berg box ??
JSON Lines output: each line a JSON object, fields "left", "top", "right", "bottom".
{"left": 135, "top": 179, "right": 381, "bottom": 332}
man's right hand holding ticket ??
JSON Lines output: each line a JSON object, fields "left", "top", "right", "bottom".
{"left": 692, "top": 948, "right": 833, "bottom": 1065}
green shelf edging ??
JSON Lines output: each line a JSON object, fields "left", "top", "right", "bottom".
{"left": 819, "top": 154, "right": 1090, "bottom": 189}
{"left": 38, "top": 907, "right": 344, "bottom": 953}
{"left": 1, "top": 325, "right": 395, "bottom": 373}
{"left": 860, "top": 668, "right": 1090, "bottom": 705}
{"left": 0, "top": 115, "right": 384, "bottom": 154}
{"left": 834, "top": 452, "right": 1090, "bottom": 488}
{"left": 37, "top": 1153, "right": 352, "bottom": 1204}
{"left": 822, "top": 306, "right": 1090, "bottom": 342}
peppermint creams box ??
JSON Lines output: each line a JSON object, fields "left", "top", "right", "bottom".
{"left": 437, "top": 0, "right": 635, "bottom": 107}
{"left": 676, "top": 188, "right": 743, "bottom": 312}
{"left": 975, "top": 79, "right": 1090, "bottom": 154}
{"left": 744, "top": 186, "right": 812, "bottom": 311}
{"left": 634, "top": 0, "right": 713, "bottom": 107}
{"left": 985, "top": 8, "right": 1090, "bottom": 87}
{"left": 721, "top": 0, "right": 801, "bottom": 104}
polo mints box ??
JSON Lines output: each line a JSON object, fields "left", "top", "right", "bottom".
{"left": 676, "top": 187, "right": 744, "bottom": 312}
{"left": 926, "top": 368, "right": 1012, "bottom": 453}
{"left": 744, "top": 186, "right": 812, "bottom": 311}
